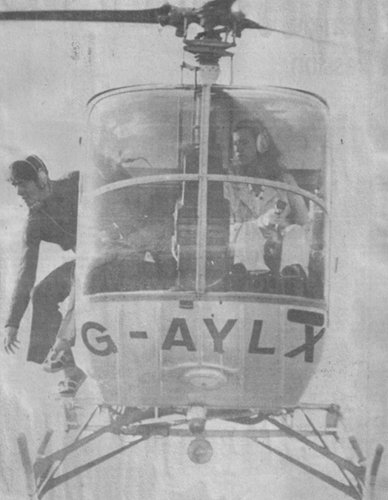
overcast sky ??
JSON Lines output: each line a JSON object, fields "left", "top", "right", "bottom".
{"left": 0, "top": 0, "right": 385, "bottom": 178}
{"left": 1, "top": 2, "right": 388, "bottom": 499}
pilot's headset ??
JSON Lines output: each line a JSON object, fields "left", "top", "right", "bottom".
{"left": 234, "top": 120, "right": 270, "bottom": 155}
{"left": 24, "top": 155, "right": 49, "bottom": 189}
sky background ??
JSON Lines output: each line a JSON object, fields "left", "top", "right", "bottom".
{"left": 0, "top": 1, "right": 388, "bottom": 499}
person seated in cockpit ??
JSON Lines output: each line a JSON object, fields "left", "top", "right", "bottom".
{"left": 86, "top": 185, "right": 177, "bottom": 294}
{"left": 224, "top": 120, "right": 309, "bottom": 291}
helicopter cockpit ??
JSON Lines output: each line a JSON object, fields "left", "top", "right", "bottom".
{"left": 78, "top": 85, "right": 327, "bottom": 301}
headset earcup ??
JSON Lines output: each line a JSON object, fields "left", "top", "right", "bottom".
{"left": 25, "top": 155, "right": 48, "bottom": 188}
{"left": 37, "top": 169, "right": 49, "bottom": 189}
{"left": 256, "top": 131, "right": 270, "bottom": 154}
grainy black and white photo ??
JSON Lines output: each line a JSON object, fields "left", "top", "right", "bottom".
{"left": 0, "top": 1, "right": 387, "bottom": 499}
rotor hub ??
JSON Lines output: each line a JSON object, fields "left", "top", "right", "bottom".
{"left": 184, "top": 38, "right": 235, "bottom": 66}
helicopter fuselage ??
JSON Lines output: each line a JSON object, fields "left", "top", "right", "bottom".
{"left": 74, "top": 83, "right": 329, "bottom": 411}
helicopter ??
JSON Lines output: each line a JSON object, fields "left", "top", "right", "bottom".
{"left": 0, "top": 1, "right": 384, "bottom": 499}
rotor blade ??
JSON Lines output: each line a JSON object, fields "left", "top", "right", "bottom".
{"left": 241, "top": 18, "right": 332, "bottom": 43}
{"left": 260, "top": 26, "right": 330, "bottom": 43}
{"left": 199, "top": 0, "right": 236, "bottom": 11}
{"left": 0, "top": 6, "right": 170, "bottom": 24}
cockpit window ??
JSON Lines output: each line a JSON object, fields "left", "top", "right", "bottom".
{"left": 85, "top": 89, "right": 195, "bottom": 187}
{"left": 80, "top": 86, "right": 327, "bottom": 300}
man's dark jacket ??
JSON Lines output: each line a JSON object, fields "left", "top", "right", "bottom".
{"left": 5, "top": 171, "right": 79, "bottom": 328}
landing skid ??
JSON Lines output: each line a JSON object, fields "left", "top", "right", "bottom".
{"left": 17, "top": 403, "right": 383, "bottom": 499}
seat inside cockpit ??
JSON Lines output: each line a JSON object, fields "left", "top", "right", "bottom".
{"left": 81, "top": 86, "right": 327, "bottom": 300}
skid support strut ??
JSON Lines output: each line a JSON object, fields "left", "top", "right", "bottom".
{"left": 253, "top": 411, "right": 373, "bottom": 499}
{"left": 17, "top": 406, "right": 153, "bottom": 499}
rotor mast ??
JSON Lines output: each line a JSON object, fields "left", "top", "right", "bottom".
{"left": 186, "top": 42, "right": 232, "bottom": 290}
{"left": 179, "top": 14, "right": 236, "bottom": 291}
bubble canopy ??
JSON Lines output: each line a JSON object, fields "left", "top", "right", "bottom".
{"left": 78, "top": 85, "right": 328, "bottom": 300}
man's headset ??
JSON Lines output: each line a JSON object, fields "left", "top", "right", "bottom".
{"left": 255, "top": 129, "right": 270, "bottom": 155}
{"left": 234, "top": 120, "right": 270, "bottom": 155}
{"left": 24, "top": 155, "right": 49, "bottom": 189}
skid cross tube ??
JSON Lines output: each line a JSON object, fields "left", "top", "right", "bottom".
{"left": 34, "top": 424, "right": 113, "bottom": 484}
{"left": 255, "top": 440, "right": 362, "bottom": 499}
{"left": 301, "top": 410, "right": 363, "bottom": 497}
{"left": 25, "top": 405, "right": 148, "bottom": 498}
{"left": 34, "top": 405, "right": 100, "bottom": 487}
{"left": 265, "top": 416, "right": 365, "bottom": 479}
{"left": 40, "top": 436, "right": 148, "bottom": 497}
{"left": 32, "top": 411, "right": 174, "bottom": 498}
{"left": 19, "top": 404, "right": 378, "bottom": 499}
{"left": 252, "top": 415, "right": 365, "bottom": 499}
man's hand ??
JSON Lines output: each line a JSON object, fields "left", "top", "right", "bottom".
{"left": 4, "top": 326, "right": 20, "bottom": 354}
{"left": 261, "top": 200, "right": 291, "bottom": 229}
{"left": 264, "top": 208, "right": 287, "bottom": 227}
